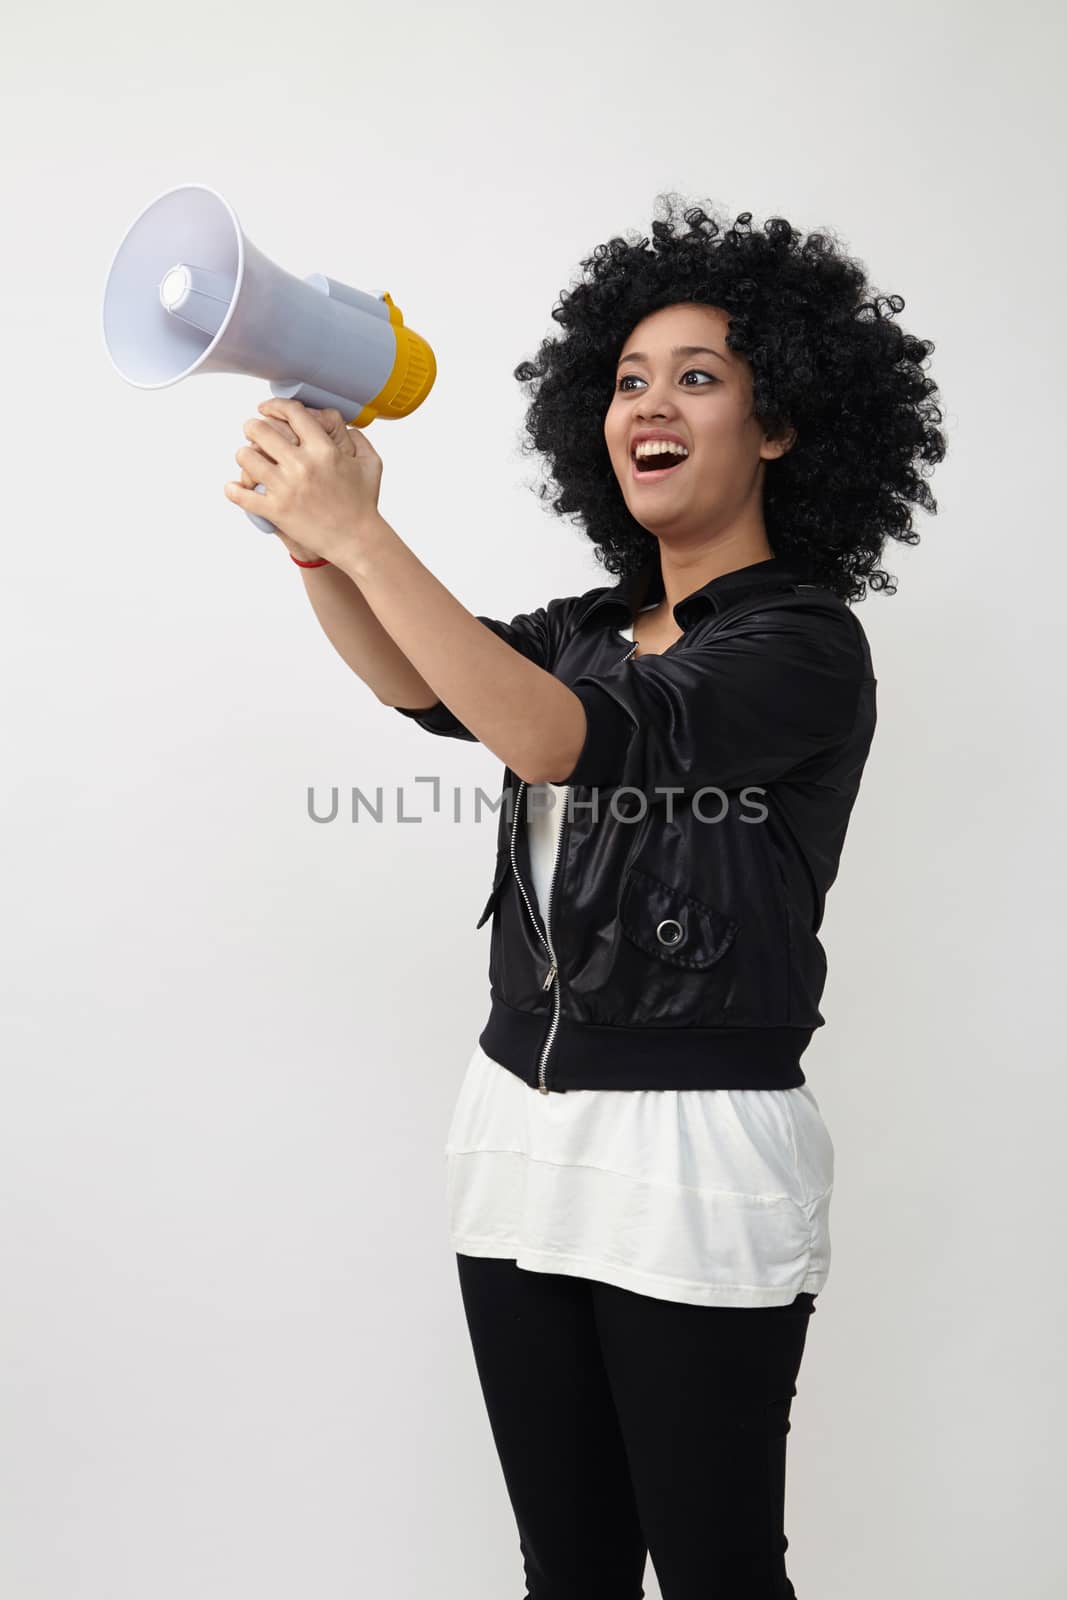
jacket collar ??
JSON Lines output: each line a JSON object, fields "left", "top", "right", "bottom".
{"left": 574, "top": 548, "right": 812, "bottom": 631}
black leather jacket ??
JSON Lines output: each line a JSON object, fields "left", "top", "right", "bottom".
{"left": 395, "top": 553, "right": 877, "bottom": 1094}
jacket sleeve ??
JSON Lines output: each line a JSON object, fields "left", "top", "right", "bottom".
{"left": 558, "top": 603, "right": 869, "bottom": 792}
{"left": 391, "top": 606, "right": 554, "bottom": 741}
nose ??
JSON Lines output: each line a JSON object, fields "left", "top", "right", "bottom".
{"left": 633, "top": 378, "right": 677, "bottom": 424}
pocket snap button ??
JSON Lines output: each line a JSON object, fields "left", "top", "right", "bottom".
{"left": 656, "top": 918, "right": 684, "bottom": 947}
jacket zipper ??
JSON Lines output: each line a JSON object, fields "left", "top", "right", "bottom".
{"left": 508, "top": 636, "right": 639, "bottom": 1094}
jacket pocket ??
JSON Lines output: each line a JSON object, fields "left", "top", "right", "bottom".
{"left": 475, "top": 855, "right": 511, "bottom": 930}
{"left": 619, "top": 865, "right": 739, "bottom": 969}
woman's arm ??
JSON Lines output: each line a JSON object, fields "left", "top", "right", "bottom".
{"left": 335, "top": 514, "right": 586, "bottom": 785}
{"left": 295, "top": 559, "right": 442, "bottom": 711}
{"left": 251, "top": 410, "right": 441, "bottom": 711}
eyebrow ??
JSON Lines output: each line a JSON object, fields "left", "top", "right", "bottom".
{"left": 616, "top": 344, "right": 729, "bottom": 367}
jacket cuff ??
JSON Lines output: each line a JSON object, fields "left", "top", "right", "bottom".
{"left": 559, "top": 680, "right": 636, "bottom": 787}
{"left": 392, "top": 699, "right": 470, "bottom": 738}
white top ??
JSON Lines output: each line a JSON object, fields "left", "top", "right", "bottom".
{"left": 444, "top": 614, "right": 836, "bottom": 1307}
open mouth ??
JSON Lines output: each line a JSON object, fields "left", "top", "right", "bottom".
{"left": 631, "top": 451, "right": 688, "bottom": 482}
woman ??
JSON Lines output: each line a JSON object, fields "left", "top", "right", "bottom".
{"left": 226, "top": 197, "right": 946, "bottom": 1598}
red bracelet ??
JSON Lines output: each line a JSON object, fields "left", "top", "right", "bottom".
{"left": 290, "top": 555, "right": 330, "bottom": 568}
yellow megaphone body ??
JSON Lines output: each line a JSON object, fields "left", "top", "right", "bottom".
{"left": 101, "top": 183, "right": 436, "bottom": 533}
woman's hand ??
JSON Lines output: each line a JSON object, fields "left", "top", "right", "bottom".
{"left": 234, "top": 404, "right": 355, "bottom": 563}
{"left": 225, "top": 398, "right": 384, "bottom": 564}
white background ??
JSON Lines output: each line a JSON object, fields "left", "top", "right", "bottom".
{"left": 2, "top": 1, "right": 1064, "bottom": 1594}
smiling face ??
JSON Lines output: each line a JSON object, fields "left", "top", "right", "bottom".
{"left": 604, "top": 301, "right": 795, "bottom": 544}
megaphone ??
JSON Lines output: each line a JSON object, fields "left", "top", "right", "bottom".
{"left": 101, "top": 183, "right": 436, "bottom": 535}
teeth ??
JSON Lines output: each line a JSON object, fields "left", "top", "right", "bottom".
{"left": 634, "top": 440, "right": 689, "bottom": 461}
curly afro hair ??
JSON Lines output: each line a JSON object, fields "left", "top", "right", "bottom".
{"left": 512, "top": 195, "right": 947, "bottom": 603}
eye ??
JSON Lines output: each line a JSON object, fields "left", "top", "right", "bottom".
{"left": 616, "top": 369, "right": 718, "bottom": 392}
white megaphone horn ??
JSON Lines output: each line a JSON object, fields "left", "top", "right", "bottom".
{"left": 101, "top": 183, "right": 436, "bottom": 535}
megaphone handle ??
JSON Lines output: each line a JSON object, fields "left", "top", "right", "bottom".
{"left": 245, "top": 482, "right": 279, "bottom": 536}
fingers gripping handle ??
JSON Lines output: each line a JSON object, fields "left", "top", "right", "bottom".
{"left": 241, "top": 379, "right": 363, "bottom": 534}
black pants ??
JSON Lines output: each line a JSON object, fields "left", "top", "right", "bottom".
{"left": 456, "top": 1252, "right": 817, "bottom": 1600}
